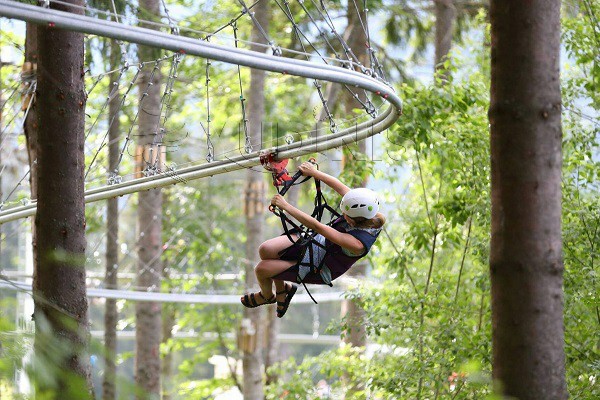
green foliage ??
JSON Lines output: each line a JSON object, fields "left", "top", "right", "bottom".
{"left": 24, "top": 312, "right": 92, "bottom": 399}
{"left": 2, "top": 1, "right": 598, "bottom": 398}
{"left": 383, "top": 3, "right": 433, "bottom": 62}
{"left": 265, "top": 34, "right": 495, "bottom": 398}
{"left": 160, "top": 180, "right": 246, "bottom": 395}
{"left": 363, "top": 63, "right": 493, "bottom": 398}
{"left": 338, "top": 144, "right": 375, "bottom": 188}
{"left": 562, "top": 0, "right": 600, "bottom": 108}
{"left": 266, "top": 346, "right": 363, "bottom": 399}
{"left": 561, "top": 2, "right": 600, "bottom": 397}
{"left": 178, "top": 377, "right": 235, "bottom": 398}
{"left": 0, "top": 297, "right": 28, "bottom": 397}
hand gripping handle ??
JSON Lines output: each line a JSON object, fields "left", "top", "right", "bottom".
{"left": 277, "top": 157, "right": 317, "bottom": 196}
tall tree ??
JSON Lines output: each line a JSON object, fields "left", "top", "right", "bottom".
{"left": 489, "top": 0, "right": 567, "bottom": 398}
{"left": 265, "top": 162, "right": 305, "bottom": 385}
{"left": 434, "top": 0, "right": 456, "bottom": 79}
{"left": 23, "top": 23, "right": 38, "bottom": 197}
{"left": 0, "top": 50, "right": 3, "bottom": 259}
{"left": 340, "top": 0, "right": 370, "bottom": 350}
{"left": 33, "top": 0, "right": 92, "bottom": 397}
{"left": 339, "top": 3, "right": 370, "bottom": 398}
{"left": 102, "top": 38, "right": 122, "bottom": 400}
{"left": 161, "top": 192, "right": 175, "bottom": 400}
{"left": 23, "top": 23, "right": 38, "bottom": 298}
{"left": 264, "top": 164, "right": 300, "bottom": 383}
{"left": 243, "top": 0, "right": 270, "bottom": 398}
{"left": 135, "top": 0, "right": 164, "bottom": 397}
{"left": 161, "top": 302, "right": 176, "bottom": 400}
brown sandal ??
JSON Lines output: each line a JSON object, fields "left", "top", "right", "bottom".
{"left": 241, "top": 291, "right": 275, "bottom": 308}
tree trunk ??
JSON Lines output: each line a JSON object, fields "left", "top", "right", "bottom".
{"left": 103, "top": 38, "right": 121, "bottom": 400}
{"left": 264, "top": 163, "right": 301, "bottom": 384}
{"left": 161, "top": 303, "right": 175, "bottom": 400}
{"left": 265, "top": 158, "right": 304, "bottom": 385}
{"left": 161, "top": 238, "right": 175, "bottom": 400}
{"left": 0, "top": 50, "right": 3, "bottom": 259}
{"left": 23, "top": 23, "right": 38, "bottom": 196}
{"left": 23, "top": 23, "right": 39, "bottom": 299}
{"left": 434, "top": 0, "right": 456, "bottom": 79}
{"left": 264, "top": 291, "right": 279, "bottom": 386}
{"left": 242, "top": 1, "right": 270, "bottom": 398}
{"left": 340, "top": 4, "right": 369, "bottom": 397}
{"left": 33, "top": 0, "right": 92, "bottom": 397}
{"left": 489, "top": 1, "right": 566, "bottom": 398}
{"left": 340, "top": 261, "right": 368, "bottom": 346}
{"left": 135, "top": 0, "right": 163, "bottom": 398}
{"left": 341, "top": 0, "right": 369, "bottom": 350}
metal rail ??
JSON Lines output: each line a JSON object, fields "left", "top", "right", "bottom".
{"left": 0, "top": 0, "right": 402, "bottom": 224}
{"left": 0, "top": 1, "right": 401, "bottom": 107}
{"left": 0, "top": 107, "right": 397, "bottom": 223}
{"left": 0, "top": 280, "right": 345, "bottom": 304}
{"left": 88, "top": 330, "right": 341, "bottom": 345}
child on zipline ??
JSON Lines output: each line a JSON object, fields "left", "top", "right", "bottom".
{"left": 241, "top": 160, "right": 385, "bottom": 317}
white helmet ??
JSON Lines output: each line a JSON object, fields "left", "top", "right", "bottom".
{"left": 340, "top": 188, "right": 380, "bottom": 219}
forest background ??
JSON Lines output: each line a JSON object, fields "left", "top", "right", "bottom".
{"left": 0, "top": 0, "right": 598, "bottom": 399}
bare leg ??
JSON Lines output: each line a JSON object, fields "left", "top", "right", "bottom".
{"left": 255, "top": 259, "right": 296, "bottom": 295}
{"left": 241, "top": 258, "right": 296, "bottom": 306}
{"left": 273, "top": 279, "right": 285, "bottom": 293}
{"left": 258, "top": 234, "right": 298, "bottom": 260}
{"left": 273, "top": 279, "right": 289, "bottom": 308}
{"left": 259, "top": 235, "right": 298, "bottom": 298}
{"left": 241, "top": 235, "right": 299, "bottom": 307}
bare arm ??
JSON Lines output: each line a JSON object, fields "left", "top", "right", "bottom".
{"left": 298, "top": 162, "right": 351, "bottom": 196}
{"left": 271, "top": 195, "right": 364, "bottom": 254}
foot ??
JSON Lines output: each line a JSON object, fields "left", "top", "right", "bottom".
{"left": 241, "top": 291, "right": 275, "bottom": 308}
{"left": 275, "top": 283, "right": 298, "bottom": 318}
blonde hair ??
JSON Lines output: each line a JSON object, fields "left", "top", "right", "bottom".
{"left": 348, "top": 212, "right": 386, "bottom": 229}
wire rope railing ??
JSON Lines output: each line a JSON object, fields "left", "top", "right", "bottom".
{"left": 0, "top": 0, "right": 401, "bottom": 226}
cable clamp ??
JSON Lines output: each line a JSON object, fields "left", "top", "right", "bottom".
{"left": 143, "top": 165, "right": 159, "bottom": 177}
{"left": 108, "top": 172, "right": 122, "bottom": 186}
{"left": 244, "top": 137, "right": 253, "bottom": 154}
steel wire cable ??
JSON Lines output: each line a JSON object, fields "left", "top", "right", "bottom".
{"left": 46, "top": 0, "right": 349, "bottom": 65}
{"left": 1, "top": 0, "right": 404, "bottom": 225}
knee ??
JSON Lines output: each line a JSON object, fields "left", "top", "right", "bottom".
{"left": 258, "top": 242, "right": 272, "bottom": 260}
{"left": 255, "top": 261, "right": 270, "bottom": 277}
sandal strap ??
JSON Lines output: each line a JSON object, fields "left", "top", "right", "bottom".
{"left": 249, "top": 293, "right": 258, "bottom": 307}
{"left": 276, "top": 283, "right": 297, "bottom": 318}
{"left": 276, "top": 283, "right": 291, "bottom": 296}
{"left": 258, "top": 291, "right": 275, "bottom": 303}
{"left": 242, "top": 292, "right": 274, "bottom": 308}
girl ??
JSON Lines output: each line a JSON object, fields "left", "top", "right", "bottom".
{"left": 241, "top": 161, "right": 385, "bottom": 317}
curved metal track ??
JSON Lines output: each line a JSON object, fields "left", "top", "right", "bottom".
{"left": 0, "top": 0, "right": 402, "bottom": 224}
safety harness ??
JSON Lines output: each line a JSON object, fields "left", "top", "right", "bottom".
{"left": 260, "top": 152, "right": 342, "bottom": 303}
